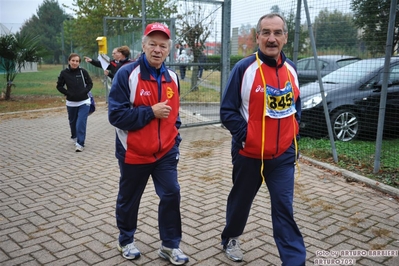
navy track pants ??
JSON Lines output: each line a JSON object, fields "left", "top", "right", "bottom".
{"left": 116, "top": 145, "right": 182, "bottom": 248}
{"left": 221, "top": 144, "right": 306, "bottom": 265}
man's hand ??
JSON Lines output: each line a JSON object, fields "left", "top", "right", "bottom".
{"left": 152, "top": 100, "right": 172, "bottom": 119}
{"left": 84, "top": 56, "right": 92, "bottom": 62}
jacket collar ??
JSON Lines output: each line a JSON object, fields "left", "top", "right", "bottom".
{"left": 119, "top": 57, "right": 131, "bottom": 64}
{"left": 139, "top": 54, "right": 172, "bottom": 82}
{"left": 67, "top": 65, "right": 81, "bottom": 71}
{"left": 256, "top": 49, "right": 286, "bottom": 68}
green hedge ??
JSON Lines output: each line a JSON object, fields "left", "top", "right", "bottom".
{"left": 204, "top": 54, "right": 246, "bottom": 71}
{"left": 204, "top": 54, "right": 308, "bottom": 70}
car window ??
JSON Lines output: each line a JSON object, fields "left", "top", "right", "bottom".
{"left": 322, "top": 59, "right": 385, "bottom": 84}
{"left": 307, "top": 59, "right": 327, "bottom": 70}
{"left": 360, "top": 75, "right": 379, "bottom": 91}
{"left": 389, "top": 65, "right": 399, "bottom": 84}
{"left": 296, "top": 60, "right": 308, "bottom": 70}
{"left": 337, "top": 58, "right": 361, "bottom": 68}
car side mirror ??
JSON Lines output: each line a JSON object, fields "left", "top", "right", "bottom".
{"left": 374, "top": 80, "right": 393, "bottom": 91}
{"left": 391, "top": 79, "right": 399, "bottom": 85}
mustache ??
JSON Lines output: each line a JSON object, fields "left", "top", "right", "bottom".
{"left": 266, "top": 43, "right": 278, "bottom": 47}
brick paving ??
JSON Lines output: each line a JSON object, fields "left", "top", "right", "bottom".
{"left": 1, "top": 104, "right": 398, "bottom": 266}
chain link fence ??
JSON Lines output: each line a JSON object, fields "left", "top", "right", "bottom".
{"left": 83, "top": 0, "right": 398, "bottom": 179}
{"left": 82, "top": 0, "right": 225, "bottom": 128}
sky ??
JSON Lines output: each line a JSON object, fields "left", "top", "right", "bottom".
{"left": 0, "top": 0, "right": 75, "bottom": 33}
{"left": 0, "top": 0, "right": 351, "bottom": 34}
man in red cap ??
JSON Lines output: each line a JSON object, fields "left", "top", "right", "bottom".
{"left": 108, "top": 22, "right": 189, "bottom": 265}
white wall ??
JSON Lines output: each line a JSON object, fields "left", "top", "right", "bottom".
{"left": 20, "top": 62, "right": 38, "bottom": 72}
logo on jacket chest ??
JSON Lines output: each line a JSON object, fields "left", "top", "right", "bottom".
{"left": 140, "top": 89, "right": 151, "bottom": 96}
{"left": 167, "top": 87, "right": 174, "bottom": 99}
{"left": 255, "top": 85, "right": 264, "bottom": 93}
{"left": 139, "top": 87, "right": 174, "bottom": 98}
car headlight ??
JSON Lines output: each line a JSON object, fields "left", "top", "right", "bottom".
{"left": 302, "top": 93, "right": 326, "bottom": 110}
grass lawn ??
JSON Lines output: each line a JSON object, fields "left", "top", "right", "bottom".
{"left": 300, "top": 137, "right": 399, "bottom": 189}
{"left": 0, "top": 64, "right": 106, "bottom": 113}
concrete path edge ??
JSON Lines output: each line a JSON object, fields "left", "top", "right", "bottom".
{"left": 302, "top": 155, "right": 399, "bottom": 198}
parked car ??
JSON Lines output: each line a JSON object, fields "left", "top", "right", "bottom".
{"left": 296, "top": 55, "right": 361, "bottom": 85}
{"left": 299, "top": 57, "right": 399, "bottom": 141}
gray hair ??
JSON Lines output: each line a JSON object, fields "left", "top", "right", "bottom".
{"left": 256, "top": 13, "right": 288, "bottom": 33}
{"left": 142, "top": 35, "right": 173, "bottom": 48}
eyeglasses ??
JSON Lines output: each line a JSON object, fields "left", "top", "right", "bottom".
{"left": 258, "top": 30, "right": 286, "bottom": 37}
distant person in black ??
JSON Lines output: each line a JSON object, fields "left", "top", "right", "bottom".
{"left": 84, "top": 46, "right": 132, "bottom": 79}
{"left": 84, "top": 47, "right": 118, "bottom": 79}
{"left": 56, "top": 53, "right": 93, "bottom": 152}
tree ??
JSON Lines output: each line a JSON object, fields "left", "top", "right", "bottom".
{"left": 176, "top": 1, "right": 216, "bottom": 87}
{"left": 68, "top": 0, "right": 178, "bottom": 55}
{"left": 313, "top": 9, "right": 358, "bottom": 52}
{"left": 20, "top": 0, "right": 69, "bottom": 64}
{"left": 269, "top": 5, "right": 307, "bottom": 58}
{"left": 0, "top": 33, "right": 43, "bottom": 100}
{"left": 351, "top": 0, "right": 399, "bottom": 56}
{"left": 237, "top": 24, "right": 256, "bottom": 56}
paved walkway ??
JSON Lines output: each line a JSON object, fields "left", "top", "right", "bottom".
{"left": 1, "top": 105, "right": 398, "bottom": 266}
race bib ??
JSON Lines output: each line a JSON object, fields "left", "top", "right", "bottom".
{"left": 265, "top": 81, "right": 296, "bottom": 118}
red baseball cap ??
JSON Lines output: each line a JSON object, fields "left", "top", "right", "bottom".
{"left": 144, "top": 23, "right": 171, "bottom": 39}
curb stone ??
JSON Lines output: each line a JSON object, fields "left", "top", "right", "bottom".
{"left": 302, "top": 155, "right": 399, "bottom": 198}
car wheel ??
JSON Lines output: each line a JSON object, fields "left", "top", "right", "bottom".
{"left": 330, "top": 109, "right": 360, "bottom": 141}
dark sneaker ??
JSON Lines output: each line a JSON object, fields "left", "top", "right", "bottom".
{"left": 158, "top": 245, "right": 189, "bottom": 265}
{"left": 224, "top": 238, "right": 243, "bottom": 262}
{"left": 117, "top": 242, "right": 141, "bottom": 260}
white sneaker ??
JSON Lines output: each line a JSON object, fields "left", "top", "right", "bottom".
{"left": 75, "top": 143, "right": 84, "bottom": 152}
{"left": 224, "top": 237, "right": 243, "bottom": 262}
{"left": 117, "top": 242, "right": 141, "bottom": 260}
{"left": 158, "top": 245, "right": 189, "bottom": 265}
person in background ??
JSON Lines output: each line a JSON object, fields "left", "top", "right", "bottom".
{"left": 84, "top": 45, "right": 132, "bottom": 79}
{"left": 56, "top": 53, "right": 93, "bottom": 152}
{"left": 108, "top": 22, "right": 189, "bottom": 265}
{"left": 112, "top": 45, "right": 134, "bottom": 75}
{"left": 174, "top": 43, "right": 181, "bottom": 61}
{"left": 84, "top": 47, "right": 119, "bottom": 79}
{"left": 219, "top": 13, "right": 306, "bottom": 265}
{"left": 177, "top": 49, "right": 189, "bottom": 80}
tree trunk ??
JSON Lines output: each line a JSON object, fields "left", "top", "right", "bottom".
{"left": 5, "top": 82, "right": 12, "bottom": 100}
{"left": 191, "top": 67, "right": 199, "bottom": 91}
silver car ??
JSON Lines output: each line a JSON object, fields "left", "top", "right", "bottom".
{"left": 296, "top": 55, "right": 361, "bottom": 85}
